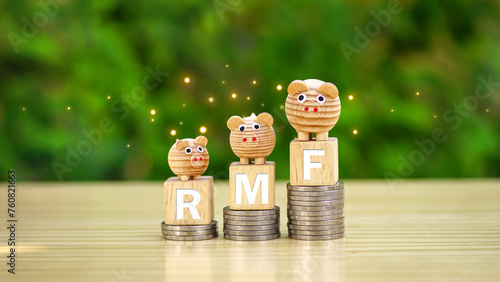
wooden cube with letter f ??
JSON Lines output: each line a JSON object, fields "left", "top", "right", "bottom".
{"left": 229, "top": 161, "right": 275, "bottom": 210}
{"left": 164, "top": 176, "right": 214, "bottom": 225}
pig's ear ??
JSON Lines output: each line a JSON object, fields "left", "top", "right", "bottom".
{"left": 287, "top": 80, "right": 309, "bottom": 96}
{"left": 317, "top": 82, "right": 339, "bottom": 99}
{"left": 255, "top": 112, "right": 273, "bottom": 127}
{"left": 175, "top": 139, "right": 190, "bottom": 151}
{"left": 227, "top": 116, "right": 244, "bottom": 130}
{"left": 194, "top": 136, "right": 208, "bottom": 147}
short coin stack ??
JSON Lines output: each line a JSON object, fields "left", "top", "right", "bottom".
{"left": 287, "top": 181, "right": 344, "bottom": 240}
{"left": 223, "top": 206, "right": 281, "bottom": 241}
{"left": 161, "top": 220, "right": 218, "bottom": 241}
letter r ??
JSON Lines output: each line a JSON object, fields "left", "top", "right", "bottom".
{"left": 176, "top": 189, "right": 201, "bottom": 219}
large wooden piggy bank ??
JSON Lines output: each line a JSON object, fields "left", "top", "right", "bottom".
{"left": 168, "top": 136, "right": 209, "bottom": 181}
{"left": 227, "top": 112, "right": 276, "bottom": 165}
{"left": 285, "top": 79, "right": 341, "bottom": 141}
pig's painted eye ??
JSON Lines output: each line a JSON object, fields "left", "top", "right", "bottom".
{"left": 197, "top": 146, "right": 204, "bottom": 152}
{"left": 317, "top": 95, "right": 325, "bottom": 104}
{"left": 253, "top": 123, "right": 260, "bottom": 130}
{"left": 185, "top": 148, "right": 192, "bottom": 154}
{"left": 297, "top": 94, "right": 306, "bottom": 103}
{"left": 239, "top": 125, "right": 246, "bottom": 132}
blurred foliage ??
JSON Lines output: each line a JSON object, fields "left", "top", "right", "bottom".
{"left": 0, "top": 0, "right": 499, "bottom": 181}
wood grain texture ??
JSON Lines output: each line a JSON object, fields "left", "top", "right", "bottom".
{"left": 1, "top": 180, "right": 500, "bottom": 281}
{"left": 229, "top": 161, "right": 275, "bottom": 210}
{"left": 290, "top": 137, "right": 339, "bottom": 186}
{"left": 227, "top": 113, "right": 276, "bottom": 164}
{"left": 285, "top": 79, "right": 341, "bottom": 141}
{"left": 168, "top": 137, "right": 209, "bottom": 180}
{"left": 164, "top": 176, "right": 213, "bottom": 225}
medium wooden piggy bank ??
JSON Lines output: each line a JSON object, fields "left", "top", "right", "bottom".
{"left": 168, "top": 136, "right": 209, "bottom": 181}
{"left": 227, "top": 112, "right": 276, "bottom": 165}
{"left": 285, "top": 79, "right": 341, "bottom": 141}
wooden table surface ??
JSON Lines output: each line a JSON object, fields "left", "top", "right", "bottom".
{"left": 1, "top": 180, "right": 499, "bottom": 282}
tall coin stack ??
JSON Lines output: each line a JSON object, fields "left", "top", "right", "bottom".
{"left": 162, "top": 136, "right": 218, "bottom": 241}
{"left": 224, "top": 113, "right": 280, "bottom": 241}
{"left": 284, "top": 79, "right": 344, "bottom": 240}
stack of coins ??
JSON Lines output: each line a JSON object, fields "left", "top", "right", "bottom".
{"left": 287, "top": 181, "right": 344, "bottom": 240}
{"left": 223, "top": 206, "right": 281, "bottom": 241}
{"left": 161, "top": 220, "right": 218, "bottom": 241}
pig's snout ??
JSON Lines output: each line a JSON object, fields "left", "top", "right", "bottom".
{"left": 300, "top": 101, "right": 321, "bottom": 120}
{"left": 242, "top": 133, "right": 258, "bottom": 148}
{"left": 190, "top": 153, "right": 204, "bottom": 168}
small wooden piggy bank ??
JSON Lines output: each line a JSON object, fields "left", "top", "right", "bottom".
{"left": 285, "top": 79, "right": 341, "bottom": 141}
{"left": 168, "top": 136, "right": 209, "bottom": 181}
{"left": 227, "top": 113, "right": 276, "bottom": 165}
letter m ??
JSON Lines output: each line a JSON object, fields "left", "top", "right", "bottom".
{"left": 235, "top": 173, "right": 268, "bottom": 205}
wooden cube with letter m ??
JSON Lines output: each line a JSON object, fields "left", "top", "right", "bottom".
{"left": 229, "top": 161, "right": 275, "bottom": 210}
{"left": 163, "top": 176, "right": 214, "bottom": 225}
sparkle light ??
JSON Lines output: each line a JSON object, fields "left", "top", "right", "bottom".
{"left": 170, "top": 130, "right": 177, "bottom": 136}
{"left": 280, "top": 105, "right": 284, "bottom": 109}
{"left": 151, "top": 118, "right": 155, "bottom": 122}
{"left": 184, "top": 77, "right": 190, "bottom": 83}
{"left": 390, "top": 109, "right": 394, "bottom": 113}
{"left": 246, "top": 96, "right": 250, "bottom": 100}
{"left": 261, "top": 103, "right": 265, "bottom": 107}
{"left": 126, "top": 144, "right": 130, "bottom": 148}
{"left": 180, "top": 121, "right": 183, "bottom": 125}
{"left": 22, "top": 107, "right": 26, "bottom": 111}
{"left": 277, "top": 84, "right": 282, "bottom": 91}
{"left": 252, "top": 80, "right": 257, "bottom": 85}
{"left": 200, "top": 126, "right": 207, "bottom": 133}
{"left": 433, "top": 115, "right": 437, "bottom": 119}
{"left": 107, "top": 96, "right": 111, "bottom": 100}
{"left": 225, "top": 64, "right": 229, "bottom": 68}
{"left": 150, "top": 109, "right": 156, "bottom": 115}
{"left": 416, "top": 92, "right": 420, "bottom": 96}
{"left": 486, "top": 108, "right": 490, "bottom": 112}
{"left": 231, "top": 93, "right": 237, "bottom": 98}
{"left": 222, "top": 81, "right": 225, "bottom": 84}
{"left": 353, "top": 129, "right": 358, "bottom": 135}
{"left": 182, "top": 103, "right": 186, "bottom": 107}
{"left": 348, "top": 95, "right": 354, "bottom": 100}
{"left": 209, "top": 97, "right": 214, "bottom": 102}
{"left": 67, "top": 106, "right": 71, "bottom": 110}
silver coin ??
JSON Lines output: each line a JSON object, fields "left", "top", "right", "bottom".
{"left": 287, "top": 204, "right": 343, "bottom": 211}
{"left": 289, "top": 233, "right": 345, "bottom": 241}
{"left": 224, "top": 232, "right": 280, "bottom": 241}
{"left": 223, "top": 223, "right": 280, "bottom": 231}
{"left": 162, "top": 233, "right": 218, "bottom": 241}
{"left": 288, "top": 223, "right": 344, "bottom": 231}
{"left": 162, "top": 228, "right": 217, "bottom": 236}
{"left": 223, "top": 214, "right": 279, "bottom": 221}
{"left": 288, "top": 214, "right": 344, "bottom": 221}
{"left": 224, "top": 219, "right": 278, "bottom": 226}
{"left": 223, "top": 206, "right": 280, "bottom": 216}
{"left": 288, "top": 228, "right": 344, "bottom": 236}
{"left": 223, "top": 228, "right": 280, "bottom": 236}
{"left": 288, "top": 218, "right": 344, "bottom": 226}
{"left": 287, "top": 209, "right": 344, "bottom": 217}
{"left": 288, "top": 194, "right": 344, "bottom": 201}
{"left": 288, "top": 189, "right": 344, "bottom": 197}
{"left": 287, "top": 182, "right": 344, "bottom": 192}
{"left": 288, "top": 199, "right": 344, "bottom": 206}
{"left": 161, "top": 220, "right": 217, "bottom": 231}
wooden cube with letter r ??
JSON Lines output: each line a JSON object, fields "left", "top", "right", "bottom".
{"left": 229, "top": 161, "right": 275, "bottom": 210}
{"left": 290, "top": 137, "right": 338, "bottom": 186}
{"left": 164, "top": 176, "right": 213, "bottom": 225}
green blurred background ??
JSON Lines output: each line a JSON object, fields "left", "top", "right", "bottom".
{"left": 0, "top": 0, "right": 499, "bottom": 181}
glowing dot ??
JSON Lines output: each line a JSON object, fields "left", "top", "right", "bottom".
{"left": 280, "top": 105, "right": 284, "bottom": 109}
{"left": 107, "top": 96, "right": 111, "bottom": 100}
{"left": 200, "top": 126, "right": 207, "bottom": 133}
{"left": 277, "top": 85, "right": 282, "bottom": 91}
{"left": 225, "top": 64, "right": 229, "bottom": 68}
{"left": 67, "top": 106, "right": 71, "bottom": 110}
{"left": 182, "top": 103, "right": 186, "bottom": 107}
{"left": 222, "top": 81, "right": 225, "bottom": 84}
{"left": 170, "top": 130, "right": 177, "bottom": 136}
{"left": 150, "top": 109, "right": 156, "bottom": 115}
{"left": 208, "top": 97, "right": 214, "bottom": 102}
{"left": 22, "top": 107, "right": 26, "bottom": 111}
{"left": 126, "top": 144, "right": 130, "bottom": 148}
{"left": 348, "top": 95, "right": 354, "bottom": 100}
{"left": 252, "top": 80, "right": 257, "bottom": 85}
{"left": 180, "top": 121, "right": 183, "bottom": 125}
{"left": 416, "top": 92, "right": 420, "bottom": 96}
{"left": 232, "top": 93, "right": 237, "bottom": 98}
{"left": 247, "top": 96, "right": 250, "bottom": 100}
{"left": 390, "top": 109, "right": 394, "bottom": 113}
{"left": 353, "top": 130, "right": 358, "bottom": 135}
{"left": 433, "top": 115, "right": 437, "bottom": 119}
{"left": 151, "top": 118, "right": 155, "bottom": 122}
{"left": 261, "top": 103, "right": 265, "bottom": 107}
{"left": 486, "top": 108, "right": 489, "bottom": 112}
{"left": 184, "top": 77, "right": 190, "bottom": 83}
